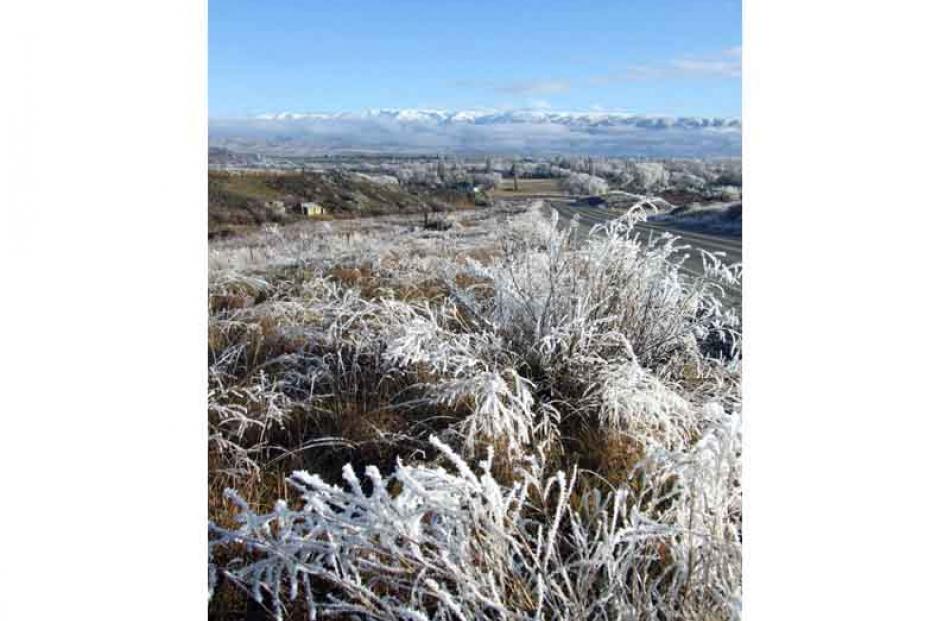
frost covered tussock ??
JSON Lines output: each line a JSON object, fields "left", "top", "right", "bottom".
{"left": 208, "top": 202, "right": 742, "bottom": 620}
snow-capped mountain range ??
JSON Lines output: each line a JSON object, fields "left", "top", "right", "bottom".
{"left": 210, "top": 108, "right": 741, "bottom": 157}
{"left": 252, "top": 108, "right": 741, "bottom": 130}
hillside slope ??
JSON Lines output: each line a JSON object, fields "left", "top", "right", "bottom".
{"left": 209, "top": 170, "right": 477, "bottom": 237}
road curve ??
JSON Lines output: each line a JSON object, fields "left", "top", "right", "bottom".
{"left": 545, "top": 198, "right": 742, "bottom": 308}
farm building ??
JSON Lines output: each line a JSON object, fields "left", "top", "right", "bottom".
{"left": 298, "top": 202, "right": 325, "bottom": 217}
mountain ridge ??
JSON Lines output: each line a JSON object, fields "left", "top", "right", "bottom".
{"left": 245, "top": 108, "right": 741, "bottom": 130}
{"left": 210, "top": 108, "right": 741, "bottom": 157}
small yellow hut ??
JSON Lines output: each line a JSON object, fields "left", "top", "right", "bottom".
{"left": 299, "top": 202, "right": 325, "bottom": 217}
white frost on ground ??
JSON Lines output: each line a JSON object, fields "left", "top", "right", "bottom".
{"left": 208, "top": 201, "right": 742, "bottom": 620}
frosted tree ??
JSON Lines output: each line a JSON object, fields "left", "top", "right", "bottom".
{"left": 561, "top": 172, "right": 609, "bottom": 196}
{"left": 473, "top": 172, "right": 502, "bottom": 190}
{"left": 627, "top": 162, "right": 670, "bottom": 193}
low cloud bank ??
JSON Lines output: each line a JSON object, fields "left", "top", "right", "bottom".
{"left": 210, "top": 109, "right": 741, "bottom": 157}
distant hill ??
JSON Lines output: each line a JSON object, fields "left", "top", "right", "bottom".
{"left": 209, "top": 169, "right": 476, "bottom": 238}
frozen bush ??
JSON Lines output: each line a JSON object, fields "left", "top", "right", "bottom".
{"left": 712, "top": 185, "right": 742, "bottom": 200}
{"left": 208, "top": 201, "right": 742, "bottom": 619}
{"left": 624, "top": 162, "right": 670, "bottom": 193}
{"left": 472, "top": 172, "right": 503, "bottom": 190}
{"left": 713, "top": 160, "right": 742, "bottom": 186}
{"left": 356, "top": 172, "right": 400, "bottom": 186}
{"left": 560, "top": 172, "right": 609, "bottom": 195}
{"left": 670, "top": 171, "right": 707, "bottom": 192}
{"left": 212, "top": 425, "right": 741, "bottom": 621}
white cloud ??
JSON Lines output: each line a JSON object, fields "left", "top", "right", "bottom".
{"left": 670, "top": 58, "right": 741, "bottom": 78}
{"left": 494, "top": 79, "right": 571, "bottom": 95}
{"left": 592, "top": 46, "right": 742, "bottom": 83}
{"left": 525, "top": 99, "right": 553, "bottom": 109}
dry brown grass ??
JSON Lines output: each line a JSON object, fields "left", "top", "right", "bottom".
{"left": 209, "top": 292, "right": 256, "bottom": 313}
{"left": 326, "top": 264, "right": 457, "bottom": 303}
{"left": 490, "top": 177, "right": 565, "bottom": 197}
{"left": 457, "top": 246, "right": 502, "bottom": 265}
{"left": 570, "top": 427, "right": 646, "bottom": 488}
{"left": 209, "top": 171, "right": 287, "bottom": 202}
{"left": 326, "top": 264, "right": 380, "bottom": 297}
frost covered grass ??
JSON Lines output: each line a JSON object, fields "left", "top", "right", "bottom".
{"left": 208, "top": 202, "right": 741, "bottom": 620}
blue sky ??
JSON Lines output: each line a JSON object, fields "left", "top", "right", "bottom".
{"left": 210, "top": 0, "right": 741, "bottom": 119}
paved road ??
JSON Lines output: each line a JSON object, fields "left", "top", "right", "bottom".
{"left": 545, "top": 198, "right": 742, "bottom": 308}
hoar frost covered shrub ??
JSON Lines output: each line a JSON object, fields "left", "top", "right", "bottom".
{"left": 560, "top": 172, "right": 610, "bottom": 196}
{"left": 623, "top": 163, "right": 671, "bottom": 194}
{"left": 208, "top": 201, "right": 741, "bottom": 620}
